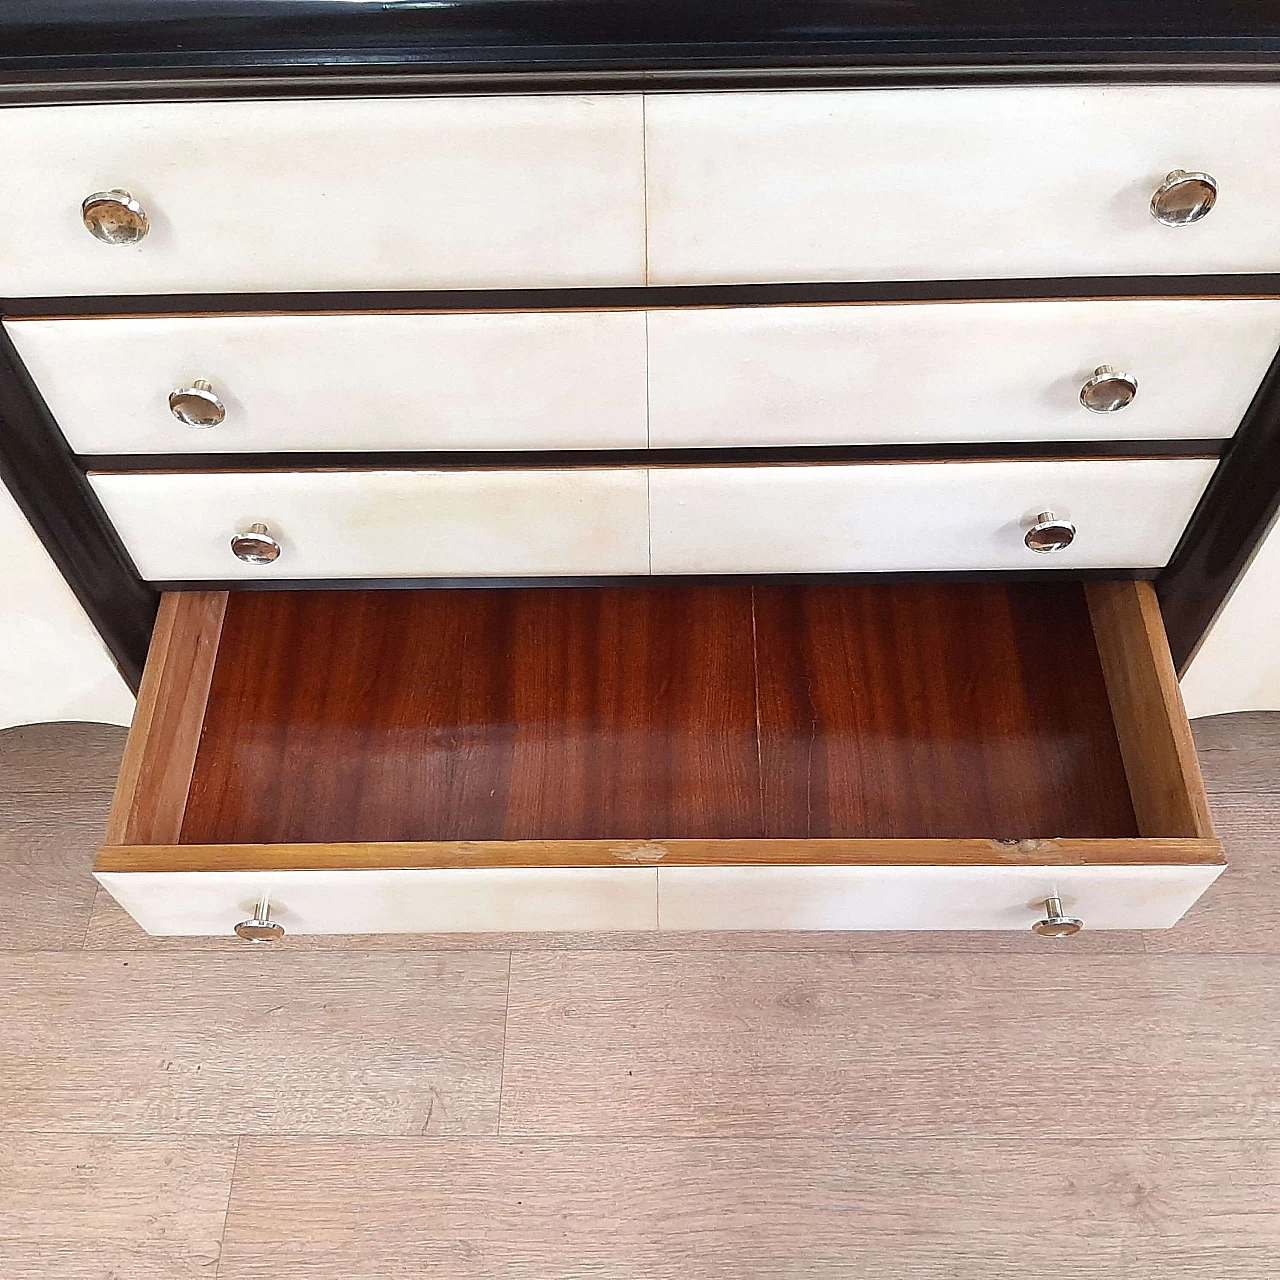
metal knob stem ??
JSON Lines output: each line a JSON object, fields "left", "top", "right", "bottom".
{"left": 169, "top": 379, "right": 226, "bottom": 429}
{"left": 81, "top": 189, "right": 150, "bottom": 245}
{"left": 234, "top": 893, "right": 286, "bottom": 942}
{"left": 1033, "top": 895, "right": 1084, "bottom": 937}
{"left": 230, "top": 522, "right": 282, "bottom": 565}
{"left": 1080, "top": 365, "right": 1138, "bottom": 414}
{"left": 1150, "top": 169, "right": 1218, "bottom": 227}
{"left": 1024, "top": 510, "right": 1077, "bottom": 554}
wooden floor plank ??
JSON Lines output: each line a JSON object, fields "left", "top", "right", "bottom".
{"left": 1194, "top": 712, "right": 1280, "bottom": 796}
{"left": 216, "top": 1137, "right": 1280, "bottom": 1279}
{"left": 0, "top": 952, "right": 508, "bottom": 1134}
{"left": 499, "top": 951, "right": 1280, "bottom": 1139}
{"left": 0, "top": 723, "right": 125, "bottom": 951}
{"left": 0, "top": 1134, "right": 236, "bottom": 1279}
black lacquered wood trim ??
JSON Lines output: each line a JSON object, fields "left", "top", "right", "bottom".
{"left": 80, "top": 440, "right": 1225, "bottom": 475}
{"left": 0, "top": 326, "right": 156, "bottom": 691}
{"left": 1158, "top": 345, "right": 1280, "bottom": 672}
{"left": 8, "top": 61, "right": 1280, "bottom": 108}
{"left": 152, "top": 568, "right": 1161, "bottom": 594}
{"left": 3, "top": 2, "right": 1280, "bottom": 100}
{"left": 9, "top": 275, "right": 1280, "bottom": 321}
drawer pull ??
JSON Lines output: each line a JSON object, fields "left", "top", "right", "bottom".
{"left": 1079, "top": 365, "right": 1138, "bottom": 414}
{"left": 169, "top": 379, "right": 226, "bottom": 429}
{"left": 230, "top": 522, "right": 282, "bottom": 566}
{"left": 1150, "top": 169, "right": 1218, "bottom": 227}
{"left": 234, "top": 893, "right": 286, "bottom": 943}
{"left": 1032, "top": 895, "right": 1084, "bottom": 938}
{"left": 81, "top": 189, "right": 150, "bottom": 246}
{"left": 1023, "top": 510, "right": 1076, "bottom": 554}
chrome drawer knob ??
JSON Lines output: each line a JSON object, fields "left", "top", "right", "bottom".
{"left": 1150, "top": 169, "right": 1218, "bottom": 227}
{"left": 169, "top": 379, "right": 226, "bottom": 429}
{"left": 1079, "top": 365, "right": 1138, "bottom": 414}
{"left": 1024, "top": 510, "right": 1076, "bottom": 554}
{"left": 231, "top": 522, "right": 282, "bottom": 565}
{"left": 234, "top": 893, "right": 286, "bottom": 943}
{"left": 1032, "top": 895, "right": 1083, "bottom": 938}
{"left": 81, "top": 189, "right": 150, "bottom": 245}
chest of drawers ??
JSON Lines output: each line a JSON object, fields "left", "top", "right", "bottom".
{"left": 3, "top": 8, "right": 1276, "bottom": 937}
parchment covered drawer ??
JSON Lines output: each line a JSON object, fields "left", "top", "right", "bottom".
{"left": 96, "top": 581, "right": 1223, "bottom": 936}
{"left": 646, "top": 85, "right": 1280, "bottom": 285}
{"left": 0, "top": 95, "right": 645, "bottom": 296}
{"left": 13, "top": 298, "right": 1277, "bottom": 455}
{"left": 89, "top": 468, "right": 651, "bottom": 581}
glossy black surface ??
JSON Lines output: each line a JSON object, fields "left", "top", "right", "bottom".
{"left": 0, "top": 327, "right": 157, "bottom": 692}
{"left": 2, "top": 0, "right": 1280, "bottom": 84}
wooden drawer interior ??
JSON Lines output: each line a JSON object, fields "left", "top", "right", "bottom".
{"left": 100, "top": 580, "right": 1220, "bottom": 870}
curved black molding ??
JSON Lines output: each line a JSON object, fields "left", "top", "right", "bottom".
{"left": 1158, "top": 345, "right": 1280, "bottom": 672}
{"left": 0, "top": 327, "right": 156, "bottom": 691}
{"left": 1, "top": 1, "right": 1280, "bottom": 98}
{"left": 9, "top": 273, "right": 1280, "bottom": 322}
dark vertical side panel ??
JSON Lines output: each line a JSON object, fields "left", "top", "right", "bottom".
{"left": 0, "top": 324, "right": 157, "bottom": 690}
{"left": 1158, "top": 344, "right": 1280, "bottom": 671}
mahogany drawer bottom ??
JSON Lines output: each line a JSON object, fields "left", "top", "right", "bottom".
{"left": 96, "top": 579, "right": 1224, "bottom": 936}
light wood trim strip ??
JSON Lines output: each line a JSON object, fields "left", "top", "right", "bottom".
{"left": 103, "top": 591, "right": 228, "bottom": 846}
{"left": 94, "top": 836, "right": 1225, "bottom": 874}
{"left": 1085, "top": 581, "right": 1216, "bottom": 840}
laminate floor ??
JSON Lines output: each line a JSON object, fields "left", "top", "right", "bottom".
{"left": 1, "top": 714, "right": 1278, "bottom": 1278}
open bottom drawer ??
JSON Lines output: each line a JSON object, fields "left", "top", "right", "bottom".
{"left": 96, "top": 581, "right": 1224, "bottom": 936}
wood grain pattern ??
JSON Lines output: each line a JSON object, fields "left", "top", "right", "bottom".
{"left": 1087, "top": 581, "right": 1216, "bottom": 839}
{"left": 104, "top": 590, "right": 225, "bottom": 846}
{"left": 753, "top": 581, "right": 1137, "bottom": 838}
{"left": 2, "top": 722, "right": 126, "bottom": 950}
{"left": 0, "top": 1134, "right": 236, "bottom": 1280}
{"left": 499, "top": 950, "right": 1280, "bottom": 1139}
{"left": 180, "top": 586, "right": 761, "bottom": 844}
{"left": 175, "top": 582, "right": 1142, "bottom": 846}
{"left": 216, "top": 1137, "right": 1280, "bottom": 1280}
{"left": 94, "top": 836, "right": 1223, "bottom": 874}
{"left": 0, "top": 952, "right": 508, "bottom": 1134}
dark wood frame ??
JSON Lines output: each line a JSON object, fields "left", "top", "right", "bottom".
{"left": 2, "top": 275, "right": 1278, "bottom": 685}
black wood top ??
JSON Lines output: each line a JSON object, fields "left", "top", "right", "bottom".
{"left": 4, "top": 1, "right": 1280, "bottom": 91}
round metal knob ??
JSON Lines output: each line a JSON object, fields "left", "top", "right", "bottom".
{"left": 169, "top": 379, "right": 226, "bottom": 429}
{"left": 81, "top": 189, "right": 150, "bottom": 245}
{"left": 1024, "top": 510, "right": 1077, "bottom": 554}
{"left": 1150, "top": 169, "right": 1218, "bottom": 227}
{"left": 234, "top": 893, "right": 285, "bottom": 943}
{"left": 1032, "top": 895, "right": 1083, "bottom": 938}
{"left": 231, "top": 522, "right": 282, "bottom": 565}
{"left": 1080, "top": 365, "right": 1138, "bottom": 414}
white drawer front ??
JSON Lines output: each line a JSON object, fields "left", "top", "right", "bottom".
{"left": 89, "top": 469, "right": 651, "bottom": 581}
{"left": 0, "top": 95, "right": 645, "bottom": 296}
{"left": 657, "top": 864, "right": 1224, "bottom": 931}
{"left": 648, "top": 458, "right": 1217, "bottom": 574}
{"left": 97, "top": 862, "right": 1222, "bottom": 935}
{"left": 97, "top": 867, "right": 659, "bottom": 936}
{"left": 648, "top": 299, "right": 1280, "bottom": 448}
{"left": 646, "top": 85, "right": 1280, "bottom": 284}
{"left": 9, "top": 311, "right": 649, "bottom": 455}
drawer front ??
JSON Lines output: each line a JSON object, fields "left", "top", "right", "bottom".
{"left": 646, "top": 85, "right": 1280, "bottom": 284}
{"left": 97, "top": 867, "right": 659, "bottom": 936}
{"left": 657, "top": 864, "right": 1225, "bottom": 932}
{"left": 648, "top": 458, "right": 1217, "bottom": 574}
{"left": 89, "top": 469, "right": 651, "bottom": 581}
{"left": 95, "top": 862, "right": 1222, "bottom": 935}
{"left": 10, "top": 312, "right": 649, "bottom": 455}
{"left": 648, "top": 299, "right": 1280, "bottom": 448}
{"left": 0, "top": 96, "right": 645, "bottom": 296}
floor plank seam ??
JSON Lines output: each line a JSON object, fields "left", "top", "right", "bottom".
{"left": 496, "top": 950, "right": 513, "bottom": 1138}
{"left": 211, "top": 1133, "right": 242, "bottom": 1280}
